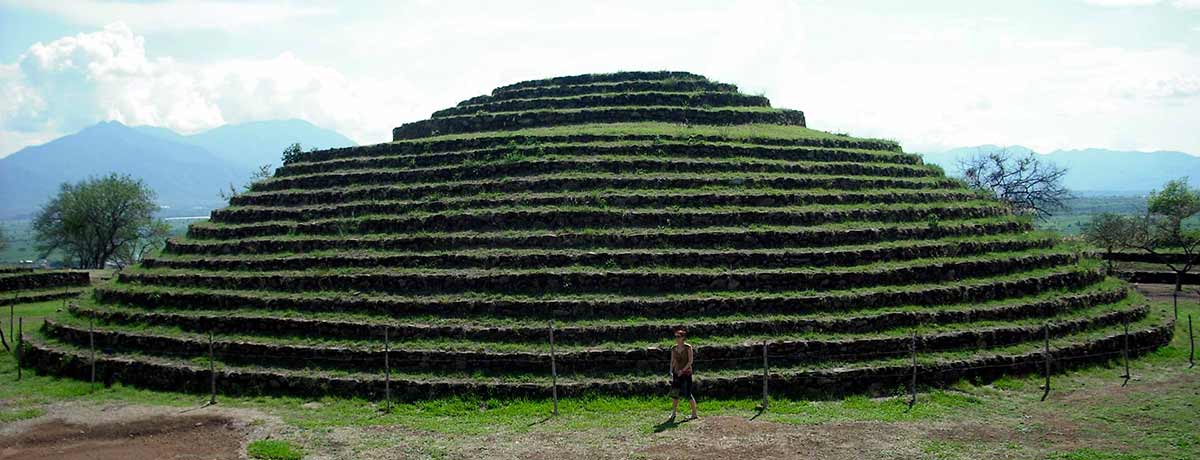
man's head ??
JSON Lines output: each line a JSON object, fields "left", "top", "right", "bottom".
{"left": 674, "top": 329, "right": 686, "bottom": 345}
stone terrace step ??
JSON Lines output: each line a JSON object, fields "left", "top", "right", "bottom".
{"left": 4, "top": 286, "right": 90, "bottom": 304}
{"left": 144, "top": 236, "right": 1054, "bottom": 271}
{"left": 166, "top": 219, "right": 1029, "bottom": 255}
{"left": 492, "top": 71, "right": 710, "bottom": 93}
{"left": 258, "top": 157, "right": 936, "bottom": 192}
{"left": 186, "top": 203, "right": 1007, "bottom": 239}
{"left": 97, "top": 267, "right": 1103, "bottom": 319}
{"left": 211, "top": 189, "right": 981, "bottom": 224}
{"left": 43, "top": 304, "right": 1146, "bottom": 374}
{"left": 459, "top": 80, "right": 739, "bottom": 106}
{"left": 433, "top": 92, "right": 771, "bottom": 118}
{"left": 71, "top": 284, "right": 1127, "bottom": 344}
{"left": 232, "top": 173, "right": 958, "bottom": 207}
{"left": 392, "top": 107, "right": 807, "bottom": 140}
{"left": 278, "top": 142, "right": 919, "bottom": 177}
{"left": 0, "top": 271, "right": 90, "bottom": 292}
{"left": 21, "top": 315, "right": 1174, "bottom": 399}
{"left": 298, "top": 128, "right": 903, "bottom": 164}
{"left": 116, "top": 252, "right": 1077, "bottom": 296}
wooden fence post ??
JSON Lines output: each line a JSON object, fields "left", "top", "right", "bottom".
{"left": 89, "top": 317, "right": 96, "bottom": 392}
{"left": 1189, "top": 314, "right": 1194, "bottom": 369}
{"left": 550, "top": 321, "right": 558, "bottom": 416}
{"left": 384, "top": 326, "right": 391, "bottom": 413}
{"left": 16, "top": 317, "right": 22, "bottom": 382}
{"left": 761, "top": 340, "right": 769, "bottom": 411}
{"left": 208, "top": 330, "right": 217, "bottom": 405}
{"left": 1041, "top": 323, "right": 1050, "bottom": 402}
{"left": 908, "top": 331, "right": 918, "bottom": 409}
{"left": 1121, "top": 318, "right": 1131, "bottom": 387}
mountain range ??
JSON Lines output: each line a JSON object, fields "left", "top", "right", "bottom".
{"left": 0, "top": 120, "right": 355, "bottom": 219}
{"left": 919, "top": 145, "right": 1200, "bottom": 194}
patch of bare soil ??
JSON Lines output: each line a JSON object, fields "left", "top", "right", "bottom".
{"left": 637, "top": 416, "right": 922, "bottom": 460}
{"left": 0, "top": 414, "right": 243, "bottom": 460}
{"left": 0, "top": 403, "right": 276, "bottom": 460}
{"left": 1132, "top": 282, "right": 1192, "bottom": 303}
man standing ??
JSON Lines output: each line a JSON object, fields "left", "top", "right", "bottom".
{"left": 670, "top": 329, "right": 698, "bottom": 420}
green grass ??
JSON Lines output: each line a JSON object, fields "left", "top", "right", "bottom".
{"left": 432, "top": 105, "right": 787, "bottom": 120}
{"left": 0, "top": 406, "right": 43, "bottom": 422}
{"left": 188, "top": 200, "right": 1003, "bottom": 234}
{"left": 121, "top": 247, "right": 1077, "bottom": 283}
{"left": 1, "top": 297, "right": 1194, "bottom": 458}
{"left": 79, "top": 275, "right": 1122, "bottom": 330}
{"left": 388, "top": 122, "right": 898, "bottom": 147}
{"left": 247, "top": 439, "right": 304, "bottom": 460}
{"left": 54, "top": 298, "right": 1140, "bottom": 355}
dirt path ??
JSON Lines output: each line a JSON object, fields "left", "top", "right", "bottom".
{"left": 0, "top": 403, "right": 275, "bottom": 460}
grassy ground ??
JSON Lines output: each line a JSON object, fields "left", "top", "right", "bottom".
{"left": 1, "top": 293, "right": 1197, "bottom": 459}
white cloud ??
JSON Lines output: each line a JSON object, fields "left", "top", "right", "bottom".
{"left": 0, "top": 22, "right": 396, "bottom": 156}
{"left": 1083, "top": 0, "right": 1200, "bottom": 7}
{"left": 0, "top": 0, "right": 331, "bottom": 31}
{"left": 1083, "top": 0, "right": 1161, "bottom": 6}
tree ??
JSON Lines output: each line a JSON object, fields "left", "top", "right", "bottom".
{"left": 1125, "top": 178, "right": 1200, "bottom": 295}
{"left": 0, "top": 225, "right": 8, "bottom": 253}
{"left": 1147, "top": 178, "right": 1200, "bottom": 244}
{"left": 32, "top": 174, "right": 161, "bottom": 269}
{"left": 219, "top": 163, "right": 273, "bottom": 201}
{"left": 281, "top": 142, "right": 304, "bottom": 164}
{"left": 110, "top": 219, "right": 171, "bottom": 270}
{"left": 1082, "top": 213, "right": 1135, "bottom": 275}
{"left": 957, "top": 148, "right": 1071, "bottom": 220}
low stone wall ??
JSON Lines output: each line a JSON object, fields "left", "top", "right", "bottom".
{"left": 1115, "top": 270, "right": 1200, "bottom": 285}
{"left": 493, "top": 71, "right": 708, "bottom": 92}
{"left": 166, "top": 221, "right": 1029, "bottom": 256}
{"left": 96, "top": 270, "right": 1103, "bottom": 319}
{"left": 460, "top": 80, "right": 739, "bottom": 105}
{"left": 0, "top": 271, "right": 90, "bottom": 292}
{"left": 21, "top": 318, "right": 1173, "bottom": 400}
{"left": 188, "top": 205, "right": 1007, "bottom": 240}
{"left": 1099, "top": 252, "right": 1195, "bottom": 264}
{"left": 259, "top": 156, "right": 923, "bottom": 193}
{"left": 42, "top": 306, "right": 1145, "bottom": 374}
{"left": 278, "top": 143, "right": 918, "bottom": 178}
{"left": 434, "top": 92, "right": 770, "bottom": 118}
{"left": 120, "top": 253, "right": 1073, "bottom": 296}
{"left": 145, "top": 238, "right": 1052, "bottom": 272}
{"left": 295, "top": 132, "right": 901, "bottom": 165}
{"left": 391, "top": 108, "right": 807, "bottom": 141}
{"left": 7, "top": 288, "right": 87, "bottom": 305}
{"left": 212, "top": 190, "right": 977, "bottom": 224}
{"left": 233, "top": 175, "right": 952, "bottom": 208}
{"left": 72, "top": 287, "right": 1127, "bottom": 344}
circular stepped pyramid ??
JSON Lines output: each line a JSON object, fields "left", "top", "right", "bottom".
{"left": 24, "top": 71, "right": 1173, "bottom": 399}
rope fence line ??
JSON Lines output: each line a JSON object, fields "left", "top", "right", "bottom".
{"left": 4, "top": 312, "right": 1192, "bottom": 416}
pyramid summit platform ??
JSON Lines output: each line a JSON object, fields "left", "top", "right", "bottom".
{"left": 23, "top": 71, "right": 1173, "bottom": 399}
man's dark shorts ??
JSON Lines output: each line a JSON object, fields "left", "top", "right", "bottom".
{"left": 671, "top": 373, "right": 693, "bottom": 399}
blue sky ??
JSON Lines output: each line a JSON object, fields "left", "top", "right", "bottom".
{"left": 1, "top": 0, "right": 1198, "bottom": 157}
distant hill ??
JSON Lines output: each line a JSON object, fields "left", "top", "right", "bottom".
{"left": 0, "top": 120, "right": 357, "bottom": 219}
{"left": 919, "top": 146, "right": 1200, "bottom": 193}
{"left": 133, "top": 119, "right": 355, "bottom": 170}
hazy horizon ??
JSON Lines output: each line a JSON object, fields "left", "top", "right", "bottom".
{"left": 2, "top": 0, "right": 1198, "bottom": 158}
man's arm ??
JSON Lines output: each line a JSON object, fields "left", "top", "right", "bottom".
{"left": 684, "top": 346, "right": 694, "bottom": 372}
